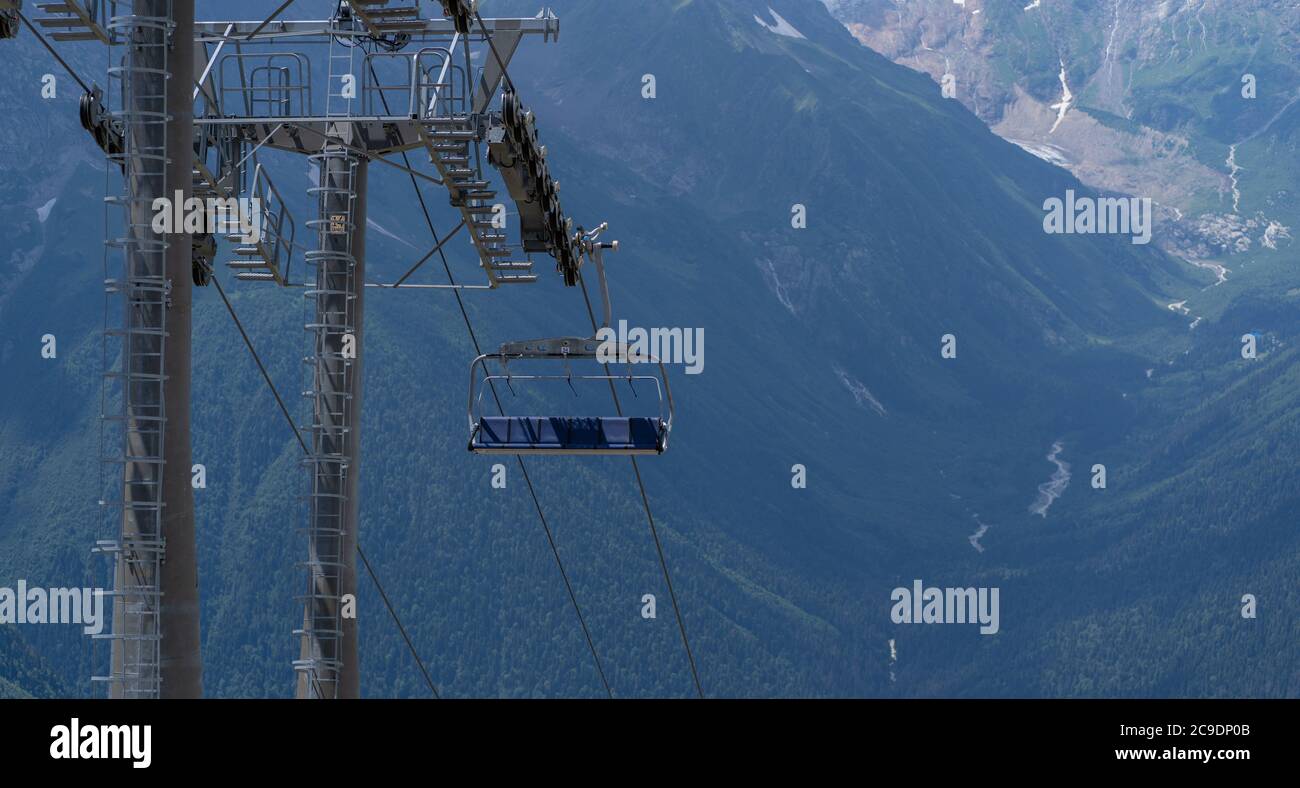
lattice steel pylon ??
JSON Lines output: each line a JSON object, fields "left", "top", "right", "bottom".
{"left": 93, "top": 0, "right": 201, "bottom": 700}
{"left": 182, "top": 1, "right": 564, "bottom": 698}
{"left": 295, "top": 143, "right": 367, "bottom": 698}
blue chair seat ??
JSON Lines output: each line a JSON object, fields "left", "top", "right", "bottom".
{"left": 470, "top": 416, "right": 665, "bottom": 455}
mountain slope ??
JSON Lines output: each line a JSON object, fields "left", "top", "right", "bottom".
{"left": 824, "top": 0, "right": 1299, "bottom": 285}
{"left": 0, "top": 627, "right": 68, "bottom": 698}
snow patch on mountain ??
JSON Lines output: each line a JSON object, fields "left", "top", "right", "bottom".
{"left": 968, "top": 514, "right": 991, "bottom": 553}
{"left": 833, "top": 364, "right": 886, "bottom": 416}
{"left": 757, "top": 258, "right": 797, "bottom": 314}
{"left": 754, "top": 8, "right": 806, "bottom": 40}
{"left": 1049, "top": 62, "right": 1074, "bottom": 134}
{"left": 1029, "top": 440, "right": 1071, "bottom": 517}
{"left": 1009, "top": 139, "right": 1070, "bottom": 167}
{"left": 35, "top": 198, "right": 57, "bottom": 224}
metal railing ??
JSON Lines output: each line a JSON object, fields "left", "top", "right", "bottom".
{"left": 218, "top": 51, "right": 312, "bottom": 118}
{"left": 224, "top": 161, "right": 296, "bottom": 285}
{"left": 361, "top": 47, "right": 469, "bottom": 118}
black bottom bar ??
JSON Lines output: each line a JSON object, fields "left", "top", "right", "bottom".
{"left": 0, "top": 698, "right": 1288, "bottom": 774}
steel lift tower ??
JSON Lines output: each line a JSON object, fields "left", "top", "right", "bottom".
{"left": 2, "top": 0, "right": 205, "bottom": 700}
{"left": 83, "top": 0, "right": 202, "bottom": 699}
{"left": 297, "top": 136, "right": 368, "bottom": 700}
{"left": 185, "top": 1, "right": 567, "bottom": 698}
{"left": 2, "top": 0, "right": 203, "bottom": 700}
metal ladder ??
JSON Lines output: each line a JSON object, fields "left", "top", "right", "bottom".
{"left": 90, "top": 539, "right": 165, "bottom": 697}
{"left": 94, "top": 0, "right": 171, "bottom": 700}
{"left": 325, "top": 12, "right": 357, "bottom": 117}
{"left": 422, "top": 117, "right": 537, "bottom": 287}
{"left": 294, "top": 147, "right": 360, "bottom": 697}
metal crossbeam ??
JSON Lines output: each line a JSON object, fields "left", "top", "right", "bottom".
{"left": 193, "top": 14, "right": 559, "bottom": 42}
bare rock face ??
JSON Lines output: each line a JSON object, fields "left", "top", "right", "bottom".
{"left": 822, "top": 0, "right": 1299, "bottom": 261}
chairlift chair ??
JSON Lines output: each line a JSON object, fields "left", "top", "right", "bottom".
{"left": 468, "top": 336, "right": 673, "bottom": 455}
{"left": 466, "top": 219, "right": 672, "bottom": 456}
